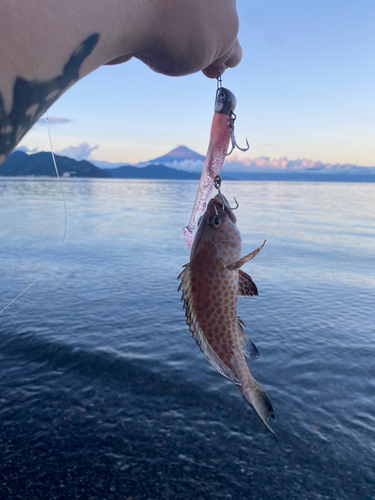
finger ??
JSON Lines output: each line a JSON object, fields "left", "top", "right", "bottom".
{"left": 201, "top": 39, "right": 242, "bottom": 79}
{"left": 224, "top": 40, "right": 242, "bottom": 68}
{"left": 201, "top": 66, "right": 226, "bottom": 79}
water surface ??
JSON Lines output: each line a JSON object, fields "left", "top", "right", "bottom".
{"left": 0, "top": 178, "right": 374, "bottom": 499}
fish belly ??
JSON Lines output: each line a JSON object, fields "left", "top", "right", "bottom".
{"left": 191, "top": 254, "right": 241, "bottom": 370}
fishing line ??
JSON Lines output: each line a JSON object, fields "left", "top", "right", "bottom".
{"left": 0, "top": 112, "right": 67, "bottom": 315}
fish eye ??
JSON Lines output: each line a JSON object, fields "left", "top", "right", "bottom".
{"left": 209, "top": 215, "right": 221, "bottom": 230}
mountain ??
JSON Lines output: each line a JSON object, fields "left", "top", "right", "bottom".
{"left": 143, "top": 146, "right": 205, "bottom": 165}
{"left": 103, "top": 164, "right": 200, "bottom": 180}
{"left": 3, "top": 147, "right": 375, "bottom": 183}
{"left": 1, "top": 151, "right": 111, "bottom": 178}
{"left": 0, "top": 151, "right": 202, "bottom": 180}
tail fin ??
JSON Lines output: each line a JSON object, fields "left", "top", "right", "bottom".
{"left": 239, "top": 381, "right": 276, "bottom": 435}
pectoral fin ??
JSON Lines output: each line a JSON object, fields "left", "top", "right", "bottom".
{"left": 238, "top": 269, "right": 258, "bottom": 297}
{"left": 227, "top": 240, "right": 266, "bottom": 271}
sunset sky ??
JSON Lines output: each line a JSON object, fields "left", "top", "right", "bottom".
{"left": 18, "top": 0, "right": 375, "bottom": 168}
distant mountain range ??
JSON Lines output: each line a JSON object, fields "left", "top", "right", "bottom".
{"left": 0, "top": 150, "right": 200, "bottom": 180}
{"left": 2, "top": 147, "right": 375, "bottom": 182}
{"left": 0, "top": 151, "right": 110, "bottom": 178}
{"left": 103, "top": 164, "right": 200, "bottom": 180}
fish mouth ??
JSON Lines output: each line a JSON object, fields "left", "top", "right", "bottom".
{"left": 211, "top": 194, "right": 237, "bottom": 224}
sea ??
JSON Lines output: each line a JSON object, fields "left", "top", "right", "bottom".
{"left": 0, "top": 177, "right": 374, "bottom": 500}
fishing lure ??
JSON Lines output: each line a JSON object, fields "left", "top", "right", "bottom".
{"left": 182, "top": 75, "right": 248, "bottom": 249}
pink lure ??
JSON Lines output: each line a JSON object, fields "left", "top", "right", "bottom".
{"left": 183, "top": 88, "right": 236, "bottom": 249}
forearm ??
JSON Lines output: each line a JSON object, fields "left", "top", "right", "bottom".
{"left": 0, "top": 0, "right": 240, "bottom": 164}
{"left": 0, "top": 0, "right": 156, "bottom": 162}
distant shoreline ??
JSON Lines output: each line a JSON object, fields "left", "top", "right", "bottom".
{"left": 1, "top": 175, "right": 375, "bottom": 183}
{"left": 2, "top": 149, "right": 375, "bottom": 183}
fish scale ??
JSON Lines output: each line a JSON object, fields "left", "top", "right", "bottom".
{"left": 178, "top": 194, "right": 275, "bottom": 434}
{"left": 191, "top": 253, "right": 239, "bottom": 362}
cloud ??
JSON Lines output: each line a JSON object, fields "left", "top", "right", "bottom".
{"left": 91, "top": 160, "right": 131, "bottom": 169}
{"left": 140, "top": 159, "right": 204, "bottom": 173}
{"left": 15, "top": 145, "right": 38, "bottom": 154}
{"left": 36, "top": 116, "right": 72, "bottom": 125}
{"left": 225, "top": 155, "right": 375, "bottom": 173}
{"left": 57, "top": 142, "right": 99, "bottom": 161}
{"left": 138, "top": 150, "right": 375, "bottom": 174}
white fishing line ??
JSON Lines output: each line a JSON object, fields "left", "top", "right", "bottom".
{"left": 0, "top": 113, "right": 67, "bottom": 315}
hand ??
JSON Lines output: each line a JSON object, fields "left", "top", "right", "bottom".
{"left": 107, "top": 0, "right": 242, "bottom": 78}
{"left": 0, "top": 0, "right": 242, "bottom": 162}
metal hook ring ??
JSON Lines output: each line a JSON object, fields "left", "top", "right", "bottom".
{"left": 216, "top": 70, "right": 222, "bottom": 91}
{"left": 214, "top": 175, "right": 222, "bottom": 192}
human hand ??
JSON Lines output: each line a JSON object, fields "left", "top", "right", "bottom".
{"left": 107, "top": 0, "right": 242, "bottom": 78}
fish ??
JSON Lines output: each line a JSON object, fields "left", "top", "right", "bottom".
{"left": 182, "top": 88, "right": 236, "bottom": 250}
{"left": 178, "top": 193, "right": 275, "bottom": 434}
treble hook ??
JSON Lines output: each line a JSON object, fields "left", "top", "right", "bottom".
{"left": 226, "top": 113, "right": 250, "bottom": 156}
{"left": 221, "top": 194, "right": 239, "bottom": 211}
{"left": 214, "top": 175, "right": 239, "bottom": 211}
{"left": 227, "top": 197, "right": 239, "bottom": 210}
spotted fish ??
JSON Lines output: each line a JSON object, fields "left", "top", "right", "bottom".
{"left": 178, "top": 193, "right": 275, "bottom": 433}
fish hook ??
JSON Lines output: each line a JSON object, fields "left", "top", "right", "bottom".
{"left": 213, "top": 175, "right": 239, "bottom": 211}
{"left": 226, "top": 113, "right": 250, "bottom": 156}
{"left": 228, "top": 197, "right": 239, "bottom": 210}
{"left": 220, "top": 194, "right": 239, "bottom": 211}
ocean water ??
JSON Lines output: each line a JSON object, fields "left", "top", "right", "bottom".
{"left": 0, "top": 177, "right": 374, "bottom": 500}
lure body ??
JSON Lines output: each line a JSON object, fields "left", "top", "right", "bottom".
{"left": 178, "top": 194, "right": 275, "bottom": 433}
{"left": 182, "top": 88, "right": 236, "bottom": 249}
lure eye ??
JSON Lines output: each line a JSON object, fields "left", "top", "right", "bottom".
{"left": 217, "top": 91, "right": 226, "bottom": 104}
{"left": 209, "top": 215, "right": 221, "bottom": 230}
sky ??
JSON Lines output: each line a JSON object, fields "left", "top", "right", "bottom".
{"left": 19, "top": 0, "right": 375, "bottom": 167}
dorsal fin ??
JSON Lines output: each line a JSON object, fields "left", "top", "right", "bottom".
{"left": 178, "top": 264, "right": 240, "bottom": 385}
{"left": 238, "top": 269, "right": 258, "bottom": 297}
{"left": 237, "top": 317, "right": 259, "bottom": 360}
